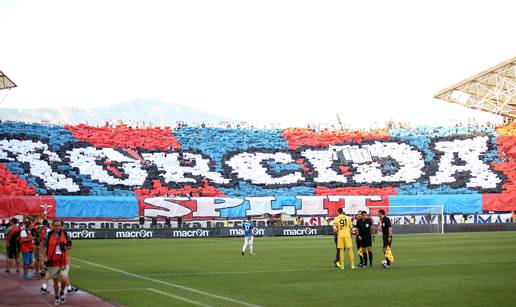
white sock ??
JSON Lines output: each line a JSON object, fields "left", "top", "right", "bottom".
{"left": 42, "top": 283, "right": 47, "bottom": 289}
{"left": 242, "top": 242, "right": 247, "bottom": 253}
{"left": 67, "top": 285, "right": 72, "bottom": 291}
{"left": 250, "top": 244, "right": 253, "bottom": 254}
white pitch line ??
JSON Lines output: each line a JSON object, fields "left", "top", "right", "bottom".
{"left": 147, "top": 288, "right": 213, "bottom": 307}
{"left": 72, "top": 257, "right": 261, "bottom": 307}
{"left": 71, "top": 264, "right": 82, "bottom": 268}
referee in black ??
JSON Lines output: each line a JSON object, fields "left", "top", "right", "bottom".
{"left": 357, "top": 210, "right": 374, "bottom": 267}
{"left": 378, "top": 209, "right": 392, "bottom": 268}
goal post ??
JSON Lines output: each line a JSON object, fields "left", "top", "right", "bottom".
{"left": 363, "top": 205, "right": 445, "bottom": 234}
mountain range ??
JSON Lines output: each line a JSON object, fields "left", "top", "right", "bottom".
{"left": 0, "top": 99, "right": 234, "bottom": 125}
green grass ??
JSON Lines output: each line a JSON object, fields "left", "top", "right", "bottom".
{"left": 3, "top": 232, "right": 516, "bottom": 306}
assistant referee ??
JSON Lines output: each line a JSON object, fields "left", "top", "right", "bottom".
{"left": 378, "top": 209, "right": 392, "bottom": 268}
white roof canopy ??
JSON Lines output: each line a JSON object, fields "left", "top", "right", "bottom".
{"left": 434, "top": 57, "right": 516, "bottom": 119}
{"left": 0, "top": 70, "right": 17, "bottom": 91}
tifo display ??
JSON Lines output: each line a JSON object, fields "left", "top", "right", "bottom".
{"left": 0, "top": 121, "right": 515, "bottom": 219}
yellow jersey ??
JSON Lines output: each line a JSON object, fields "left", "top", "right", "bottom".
{"left": 333, "top": 214, "right": 352, "bottom": 238}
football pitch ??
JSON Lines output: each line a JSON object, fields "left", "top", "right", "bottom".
{"left": 5, "top": 231, "right": 516, "bottom": 306}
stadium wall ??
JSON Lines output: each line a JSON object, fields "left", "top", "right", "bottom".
{"left": 0, "top": 121, "right": 515, "bottom": 219}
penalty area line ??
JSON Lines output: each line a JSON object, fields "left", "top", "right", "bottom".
{"left": 71, "top": 257, "right": 261, "bottom": 307}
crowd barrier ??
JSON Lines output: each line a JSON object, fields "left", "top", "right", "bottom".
{"left": 1, "top": 224, "right": 512, "bottom": 240}
{"left": 0, "top": 226, "right": 333, "bottom": 240}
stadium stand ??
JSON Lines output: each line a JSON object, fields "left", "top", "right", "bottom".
{"left": 0, "top": 120, "right": 515, "bottom": 218}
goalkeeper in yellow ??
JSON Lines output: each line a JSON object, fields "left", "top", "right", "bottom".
{"left": 333, "top": 208, "right": 355, "bottom": 269}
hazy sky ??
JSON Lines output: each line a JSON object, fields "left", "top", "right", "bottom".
{"left": 0, "top": 0, "right": 514, "bottom": 127}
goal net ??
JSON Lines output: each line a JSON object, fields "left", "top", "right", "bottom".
{"left": 362, "top": 205, "right": 445, "bottom": 234}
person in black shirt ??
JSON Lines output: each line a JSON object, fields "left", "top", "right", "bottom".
{"left": 333, "top": 232, "right": 340, "bottom": 267}
{"left": 354, "top": 211, "right": 364, "bottom": 266}
{"left": 357, "top": 210, "right": 374, "bottom": 267}
{"left": 378, "top": 209, "right": 393, "bottom": 268}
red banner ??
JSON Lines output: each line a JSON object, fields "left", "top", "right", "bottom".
{"left": 482, "top": 193, "right": 516, "bottom": 211}
{"left": 0, "top": 196, "right": 56, "bottom": 218}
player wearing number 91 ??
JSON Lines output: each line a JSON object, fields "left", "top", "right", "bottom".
{"left": 242, "top": 216, "right": 255, "bottom": 256}
{"left": 333, "top": 208, "right": 355, "bottom": 269}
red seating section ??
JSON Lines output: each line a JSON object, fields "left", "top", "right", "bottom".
{"left": 492, "top": 122, "right": 516, "bottom": 193}
{"left": 315, "top": 186, "right": 397, "bottom": 196}
{"left": 282, "top": 128, "right": 389, "bottom": 150}
{"left": 67, "top": 124, "right": 181, "bottom": 151}
{"left": 134, "top": 180, "right": 224, "bottom": 197}
{"left": 0, "top": 163, "right": 36, "bottom": 196}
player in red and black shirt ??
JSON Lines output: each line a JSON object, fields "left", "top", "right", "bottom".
{"left": 378, "top": 209, "right": 393, "bottom": 267}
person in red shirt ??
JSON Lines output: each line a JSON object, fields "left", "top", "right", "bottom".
{"left": 42, "top": 220, "right": 72, "bottom": 305}
{"left": 20, "top": 221, "right": 35, "bottom": 279}
{"left": 4, "top": 218, "right": 21, "bottom": 273}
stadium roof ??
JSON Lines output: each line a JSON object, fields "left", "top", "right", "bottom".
{"left": 0, "top": 70, "right": 17, "bottom": 90}
{"left": 434, "top": 57, "right": 516, "bottom": 119}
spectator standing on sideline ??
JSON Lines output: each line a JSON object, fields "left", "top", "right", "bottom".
{"left": 5, "top": 217, "right": 21, "bottom": 273}
{"left": 31, "top": 221, "right": 41, "bottom": 275}
{"left": 20, "top": 221, "right": 35, "bottom": 279}
{"left": 40, "top": 219, "right": 53, "bottom": 294}
{"left": 34, "top": 219, "right": 50, "bottom": 278}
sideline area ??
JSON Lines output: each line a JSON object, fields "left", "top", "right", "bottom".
{"left": 0, "top": 254, "right": 114, "bottom": 307}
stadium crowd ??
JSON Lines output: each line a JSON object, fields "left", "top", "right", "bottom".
{"left": 0, "top": 119, "right": 514, "bottom": 197}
